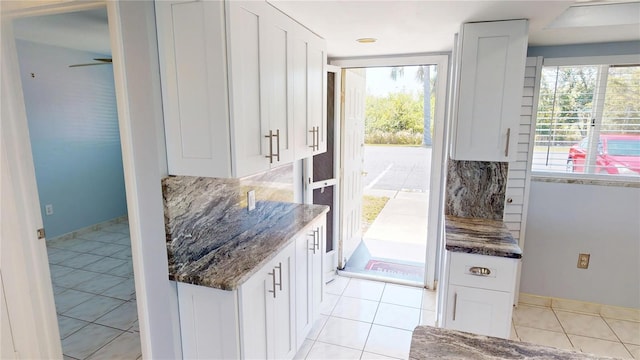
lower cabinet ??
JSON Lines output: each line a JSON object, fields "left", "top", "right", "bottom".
{"left": 240, "top": 242, "right": 296, "bottom": 359}
{"left": 440, "top": 251, "right": 518, "bottom": 338}
{"left": 177, "top": 215, "right": 326, "bottom": 359}
{"left": 294, "top": 218, "right": 325, "bottom": 347}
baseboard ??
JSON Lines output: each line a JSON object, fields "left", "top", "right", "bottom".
{"left": 519, "top": 292, "right": 640, "bottom": 321}
{"left": 47, "top": 215, "right": 128, "bottom": 242}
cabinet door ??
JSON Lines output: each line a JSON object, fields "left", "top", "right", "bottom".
{"left": 261, "top": 12, "right": 295, "bottom": 166}
{"left": 308, "top": 36, "right": 328, "bottom": 155}
{"left": 239, "top": 262, "right": 270, "bottom": 359}
{"left": 177, "top": 283, "right": 240, "bottom": 359}
{"left": 292, "top": 32, "right": 311, "bottom": 159}
{"left": 155, "top": 0, "right": 232, "bottom": 177}
{"left": 451, "top": 20, "right": 528, "bottom": 162}
{"left": 269, "top": 244, "right": 296, "bottom": 360}
{"left": 240, "top": 243, "right": 295, "bottom": 360}
{"left": 295, "top": 229, "right": 314, "bottom": 347}
{"left": 312, "top": 221, "right": 325, "bottom": 315}
{"left": 446, "top": 285, "right": 513, "bottom": 338}
{"left": 227, "top": 1, "right": 270, "bottom": 177}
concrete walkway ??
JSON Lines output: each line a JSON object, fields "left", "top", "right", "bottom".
{"left": 362, "top": 189, "right": 429, "bottom": 264}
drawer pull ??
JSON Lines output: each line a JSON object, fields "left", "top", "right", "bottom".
{"left": 505, "top": 128, "right": 511, "bottom": 157}
{"left": 469, "top": 266, "right": 491, "bottom": 276}
{"left": 452, "top": 293, "right": 458, "bottom": 321}
{"left": 268, "top": 268, "right": 277, "bottom": 298}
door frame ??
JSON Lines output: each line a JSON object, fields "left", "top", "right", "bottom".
{"left": 329, "top": 55, "right": 449, "bottom": 289}
{"left": 1, "top": 1, "right": 181, "bottom": 358}
{"left": 304, "top": 65, "right": 342, "bottom": 283}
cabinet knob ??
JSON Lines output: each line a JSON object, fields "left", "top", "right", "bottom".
{"left": 507, "top": 197, "right": 513, "bottom": 204}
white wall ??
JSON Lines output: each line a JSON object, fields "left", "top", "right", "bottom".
{"left": 521, "top": 180, "right": 640, "bottom": 309}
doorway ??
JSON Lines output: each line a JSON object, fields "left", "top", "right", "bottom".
{"left": 12, "top": 8, "right": 141, "bottom": 359}
{"left": 332, "top": 56, "right": 449, "bottom": 289}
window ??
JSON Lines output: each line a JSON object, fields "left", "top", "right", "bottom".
{"left": 533, "top": 63, "right": 640, "bottom": 178}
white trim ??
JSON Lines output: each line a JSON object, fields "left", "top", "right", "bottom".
{"left": 330, "top": 53, "right": 450, "bottom": 68}
{"left": 514, "top": 56, "right": 544, "bottom": 306}
{"left": 1, "top": 13, "right": 62, "bottom": 359}
{"left": 106, "top": 2, "right": 181, "bottom": 358}
{"left": 2, "top": 1, "right": 181, "bottom": 358}
{"left": 328, "top": 54, "right": 448, "bottom": 289}
{"left": 543, "top": 54, "right": 640, "bottom": 66}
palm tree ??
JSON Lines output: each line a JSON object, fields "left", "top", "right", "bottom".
{"left": 390, "top": 65, "right": 434, "bottom": 146}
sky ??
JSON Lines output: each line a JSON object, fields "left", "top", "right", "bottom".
{"left": 365, "top": 65, "right": 430, "bottom": 97}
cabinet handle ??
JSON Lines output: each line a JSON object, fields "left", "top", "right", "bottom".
{"left": 505, "top": 128, "right": 511, "bottom": 157}
{"left": 268, "top": 268, "right": 277, "bottom": 298}
{"left": 309, "top": 127, "right": 319, "bottom": 151}
{"left": 265, "top": 130, "right": 274, "bottom": 163}
{"left": 275, "top": 262, "right": 282, "bottom": 291}
{"left": 274, "top": 129, "right": 280, "bottom": 162}
{"left": 452, "top": 293, "right": 458, "bottom": 321}
{"left": 315, "top": 228, "right": 320, "bottom": 250}
{"left": 469, "top": 266, "right": 492, "bottom": 276}
{"left": 309, "top": 127, "right": 316, "bottom": 150}
{"left": 309, "top": 231, "right": 316, "bottom": 254}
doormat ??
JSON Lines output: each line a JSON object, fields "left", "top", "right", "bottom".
{"left": 365, "top": 259, "right": 424, "bottom": 278}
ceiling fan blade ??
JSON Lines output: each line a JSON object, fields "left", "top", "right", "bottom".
{"left": 69, "top": 58, "right": 112, "bottom": 67}
{"left": 68, "top": 62, "right": 112, "bottom": 68}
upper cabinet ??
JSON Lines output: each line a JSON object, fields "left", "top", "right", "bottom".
{"left": 155, "top": 0, "right": 327, "bottom": 178}
{"left": 291, "top": 25, "right": 327, "bottom": 159}
{"left": 450, "top": 20, "right": 529, "bottom": 162}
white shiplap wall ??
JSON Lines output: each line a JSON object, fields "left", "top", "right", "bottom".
{"left": 504, "top": 57, "right": 543, "bottom": 246}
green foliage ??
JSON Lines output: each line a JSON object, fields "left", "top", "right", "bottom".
{"left": 366, "top": 92, "right": 424, "bottom": 133}
{"left": 536, "top": 65, "right": 640, "bottom": 146}
{"left": 365, "top": 130, "right": 422, "bottom": 145}
{"left": 365, "top": 92, "right": 428, "bottom": 144}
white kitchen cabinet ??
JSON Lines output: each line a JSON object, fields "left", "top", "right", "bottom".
{"left": 177, "top": 241, "right": 296, "bottom": 360}
{"left": 156, "top": 0, "right": 325, "bottom": 178}
{"left": 450, "top": 20, "right": 528, "bottom": 162}
{"left": 294, "top": 217, "right": 325, "bottom": 346}
{"left": 240, "top": 242, "right": 296, "bottom": 360}
{"left": 440, "top": 251, "right": 518, "bottom": 338}
{"left": 292, "top": 29, "right": 327, "bottom": 159}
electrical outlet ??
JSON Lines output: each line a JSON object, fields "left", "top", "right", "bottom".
{"left": 577, "top": 253, "right": 590, "bottom": 269}
{"left": 45, "top": 204, "right": 54, "bottom": 216}
{"left": 247, "top": 190, "right": 256, "bottom": 211}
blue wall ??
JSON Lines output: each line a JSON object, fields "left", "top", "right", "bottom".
{"left": 16, "top": 40, "right": 127, "bottom": 238}
{"left": 528, "top": 40, "right": 640, "bottom": 58}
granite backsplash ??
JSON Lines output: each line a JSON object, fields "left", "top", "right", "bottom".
{"left": 445, "top": 160, "right": 508, "bottom": 220}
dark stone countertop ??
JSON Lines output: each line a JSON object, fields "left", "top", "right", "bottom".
{"left": 445, "top": 216, "right": 522, "bottom": 259}
{"left": 163, "top": 176, "right": 329, "bottom": 290}
{"left": 409, "top": 326, "right": 618, "bottom": 359}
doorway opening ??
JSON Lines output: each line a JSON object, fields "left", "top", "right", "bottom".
{"left": 13, "top": 8, "right": 141, "bottom": 359}
{"left": 339, "top": 64, "right": 441, "bottom": 286}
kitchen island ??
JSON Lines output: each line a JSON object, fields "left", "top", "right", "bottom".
{"left": 409, "top": 326, "right": 616, "bottom": 359}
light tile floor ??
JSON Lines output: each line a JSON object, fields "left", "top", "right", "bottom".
{"left": 295, "top": 276, "right": 437, "bottom": 360}
{"left": 512, "top": 303, "right": 640, "bottom": 359}
{"left": 296, "top": 276, "right": 640, "bottom": 360}
{"left": 46, "top": 221, "right": 141, "bottom": 360}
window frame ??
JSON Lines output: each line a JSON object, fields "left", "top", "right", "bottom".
{"left": 531, "top": 54, "right": 640, "bottom": 185}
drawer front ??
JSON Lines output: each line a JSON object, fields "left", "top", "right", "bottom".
{"left": 448, "top": 252, "right": 518, "bottom": 292}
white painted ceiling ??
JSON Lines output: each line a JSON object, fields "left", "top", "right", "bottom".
{"left": 10, "top": 1, "right": 640, "bottom": 59}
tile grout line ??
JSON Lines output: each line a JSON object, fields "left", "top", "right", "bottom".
{"left": 550, "top": 307, "right": 579, "bottom": 352}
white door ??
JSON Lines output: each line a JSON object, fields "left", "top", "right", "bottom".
{"left": 339, "top": 68, "right": 366, "bottom": 268}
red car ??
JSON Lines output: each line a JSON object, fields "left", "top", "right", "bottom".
{"left": 567, "top": 134, "right": 640, "bottom": 175}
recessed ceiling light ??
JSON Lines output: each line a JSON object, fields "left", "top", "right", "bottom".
{"left": 356, "top": 38, "right": 377, "bottom": 43}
